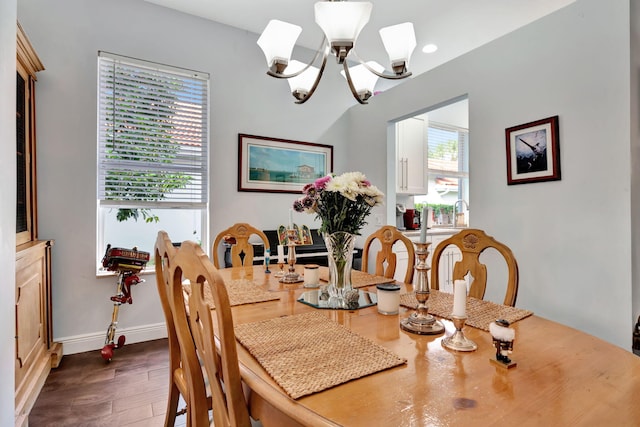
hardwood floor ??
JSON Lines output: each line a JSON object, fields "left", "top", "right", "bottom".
{"left": 29, "top": 338, "right": 185, "bottom": 427}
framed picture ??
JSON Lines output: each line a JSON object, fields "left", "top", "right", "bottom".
{"left": 238, "top": 134, "right": 333, "bottom": 193}
{"left": 277, "top": 224, "right": 313, "bottom": 245}
{"left": 505, "top": 115, "right": 560, "bottom": 185}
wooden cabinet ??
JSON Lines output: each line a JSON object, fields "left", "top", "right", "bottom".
{"left": 396, "top": 117, "right": 427, "bottom": 195}
{"left": 15, "top": 240, "right": 59, "bottom": 426}
{"left": 15, "top": 22, "right": 60, "bottom": 427}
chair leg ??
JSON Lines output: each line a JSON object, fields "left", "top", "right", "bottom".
{"left": 165, "top": 382, "right": 181, "bottom": 427}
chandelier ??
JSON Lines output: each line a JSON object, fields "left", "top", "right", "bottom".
{"left": 257, "top": 1, "right": 417, "bottom": 105}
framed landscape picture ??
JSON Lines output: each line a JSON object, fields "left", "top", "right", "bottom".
{"left": 238, "top": 134, "right": 333, "bottom": 193}
{"left": 505, "top": 115, "right": 560, "bottom": 185}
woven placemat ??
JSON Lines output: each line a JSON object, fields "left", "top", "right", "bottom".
{"left": 234, "top": 311, "right": 406, "bottom": 399}
{"left": 183, "top": 278, "right": 279, "bottom": 307}
{"left": 318, "top": 268, "right": 395, "bottom": 289}
{"left": 399, "top": 290, "right": 533, "bottom": 331}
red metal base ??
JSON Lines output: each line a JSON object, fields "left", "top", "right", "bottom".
{"left": 101, "top": 335, "right": 126, "bottom": 362}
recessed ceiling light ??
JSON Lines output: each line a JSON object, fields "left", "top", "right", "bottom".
{"left": 422, "top": 44, "right": 438, "bottom": 54}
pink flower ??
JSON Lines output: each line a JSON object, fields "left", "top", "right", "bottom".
{"left": 314, "top": 174, "right": 332, "bottom": 190}
{"left": 302, "top": 183, "right": 318, "bottom": 197}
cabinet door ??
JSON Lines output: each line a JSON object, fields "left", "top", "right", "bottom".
{"left": 15, "top": 243, "right": 49, "bottom": 410}
{"left": 16, "top": 22, "right": 43, "bottom": 246}
{"left": 16, "top": 65, "right": 36, "bottom": 246}
{"left": 393, "top": 242, "right": 409, "bottom": 283}
{"left": 396, "top": 117, "right": 427, "bottom": 195}
{"left": 429, "top": 233, "right": 462, "bottom": 293}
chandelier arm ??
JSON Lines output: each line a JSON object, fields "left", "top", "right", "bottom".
{"left": 267, "top": 37, "right": 328, "bottom": 79}
{"left": 349, "top": 50, "right": 413, "bottom": 80}
{"left": 295, "top": 50, "right": 329, "bottom": 104}
{"left": 342, "top": 61, "right": 367, "bottom": 105}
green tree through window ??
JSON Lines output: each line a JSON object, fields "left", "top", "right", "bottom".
{"left": 429, "top": 139, "right": 458, "bottom": 162}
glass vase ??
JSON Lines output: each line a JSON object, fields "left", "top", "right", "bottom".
{"left": 323, "top": 231, "right": 356, "bottom": 308}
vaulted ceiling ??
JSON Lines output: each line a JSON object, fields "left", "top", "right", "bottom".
{"left": 143, "top": 0, "right": 575, "bottom": 80}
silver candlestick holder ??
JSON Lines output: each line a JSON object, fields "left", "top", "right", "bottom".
{"left": 400, "top": 242, "right": 444, "bottom": 335}
{"left": 274, "top": 260, "right": 285, "bottom": 278}
{"left": 442, "top": 315, "right": 477, "bottom": 352}
{"left": 280, "top": 229, "right": 302, "bottom": 283}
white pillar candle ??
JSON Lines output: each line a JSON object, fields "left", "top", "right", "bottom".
{"left": 304, "top": 264, "right": 320, "bottom": 287}
{"left": 289, "top": 209, "right": 293, "bottom": 229}
{"left": 452, "top": 280, "right": 467, "bottom": 317}
{"left": 419, "top": 208, "right": 427, "bottom": 243}
{"left": 277, "top": 245, "right": 285, "bottom": 263}
{"left": 376, "top": 284, "right": 401, "bottom": 315}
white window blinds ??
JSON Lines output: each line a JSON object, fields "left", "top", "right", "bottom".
{"left": 427, "top": 122, "right": 468, "bottom": 177}
{"left": 98, "top": 52, "right": 209, "bottom": 208}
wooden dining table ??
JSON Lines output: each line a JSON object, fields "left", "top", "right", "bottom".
{"left": 216, "top": 265, "right": 640, "bottom": 427}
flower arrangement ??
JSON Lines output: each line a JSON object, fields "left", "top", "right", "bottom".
{"left": 293, "top": 171, "right": 384, "bottom": 235}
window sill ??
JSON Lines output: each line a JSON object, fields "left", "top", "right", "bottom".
{"left": 96, "top": 267, "right": 156, "bottom": 279}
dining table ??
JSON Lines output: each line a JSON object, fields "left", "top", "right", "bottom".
{"left": 214, "top": 264, "right": 640, "bottom": 427}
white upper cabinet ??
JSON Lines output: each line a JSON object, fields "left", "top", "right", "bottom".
{"left": 396, "top": 117, "right": 427, "bottom": 195}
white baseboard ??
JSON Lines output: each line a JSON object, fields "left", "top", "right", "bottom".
{"left": 56, "top": 322, "right": 168, "bottom": 355}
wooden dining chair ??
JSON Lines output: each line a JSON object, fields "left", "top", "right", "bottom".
{"left": 361, "top": 225, "right": 415, "bottom": 284}
{"left": 430, "top": 228, "right": 519, "bottom": 307}
{"left": 169, "top": 240, "right": 252, "bottom": 427}
{"left": 212, "top": 222, "right": 270, "bottom": 269}
{"left": 155, "top": 231, "right": 193, "bottom": 426}
{"left": 155, "top": 231, "right": 211, "bottom": 426}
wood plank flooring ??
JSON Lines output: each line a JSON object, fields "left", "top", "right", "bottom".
{"left": 29, "top": 338, "right": 185, "bottom": 427}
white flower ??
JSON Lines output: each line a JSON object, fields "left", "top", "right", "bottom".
{"left": 328, "top": 172, "right": 377, "bottom": 201}
{"left": 362, "top": 184, "right": 383, "bottom": 200}
{"left": 343, "top": 171, "right": 367, "bottom": 184}
{"left": 325, "top": 178, "right": 344, "bottom": 193}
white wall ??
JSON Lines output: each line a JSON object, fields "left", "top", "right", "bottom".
{"left": 345, "top": 0, "right": 633, "bottom": 349}
{"left": 17, "top": 0, "right": 354, "bottom": 352}
{"left": 1, "top": 2, "right": 17, "bottom": 423}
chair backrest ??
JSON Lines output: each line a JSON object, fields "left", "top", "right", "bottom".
{"left": 430, "top": 228, "right": 519, "bottom": 307}
{"left": 156, "top": 231, "right": 211, "bottom": 426}
{"left": 212, "top": 223, "right": 270, "bottom": 269}
{"left": 170, "top": 240, "right": 251, "bottom": 427}
{"left": 154, "top": 231, "right": 183, "bottom": 425}
{"left": 361, "top": 225, "right": 415, "bottom": 284}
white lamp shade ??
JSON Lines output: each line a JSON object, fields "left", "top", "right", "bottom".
{"left": 285, "top": 60, "right": 319, "bottom": 94}
{"left": 341, "top": 61, "right": 384, "bottom": 94}
{"left": 379, "top": 22, "right": 416, "bottom": 66}
{"left": 315, "top": 1, "right": 372, "bottom": 44}
{"left": 257, "top": 20, "right": 302, "bottom": 67}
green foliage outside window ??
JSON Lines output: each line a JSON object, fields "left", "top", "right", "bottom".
{"left": 414, "top": 203, "right": 454, "bottom": 217}
{"left": 104, "top": 73, "right": 192, "bottom": 223}
{"left": 429, "top": 139, "right": 458, "bottom": 161}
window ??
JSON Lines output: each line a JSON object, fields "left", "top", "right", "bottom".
{"left": 415, "top": 122, "right": 469, "bottom": 224}
{"left": 97, "top": 52, "right": 209, "bottom": 271}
